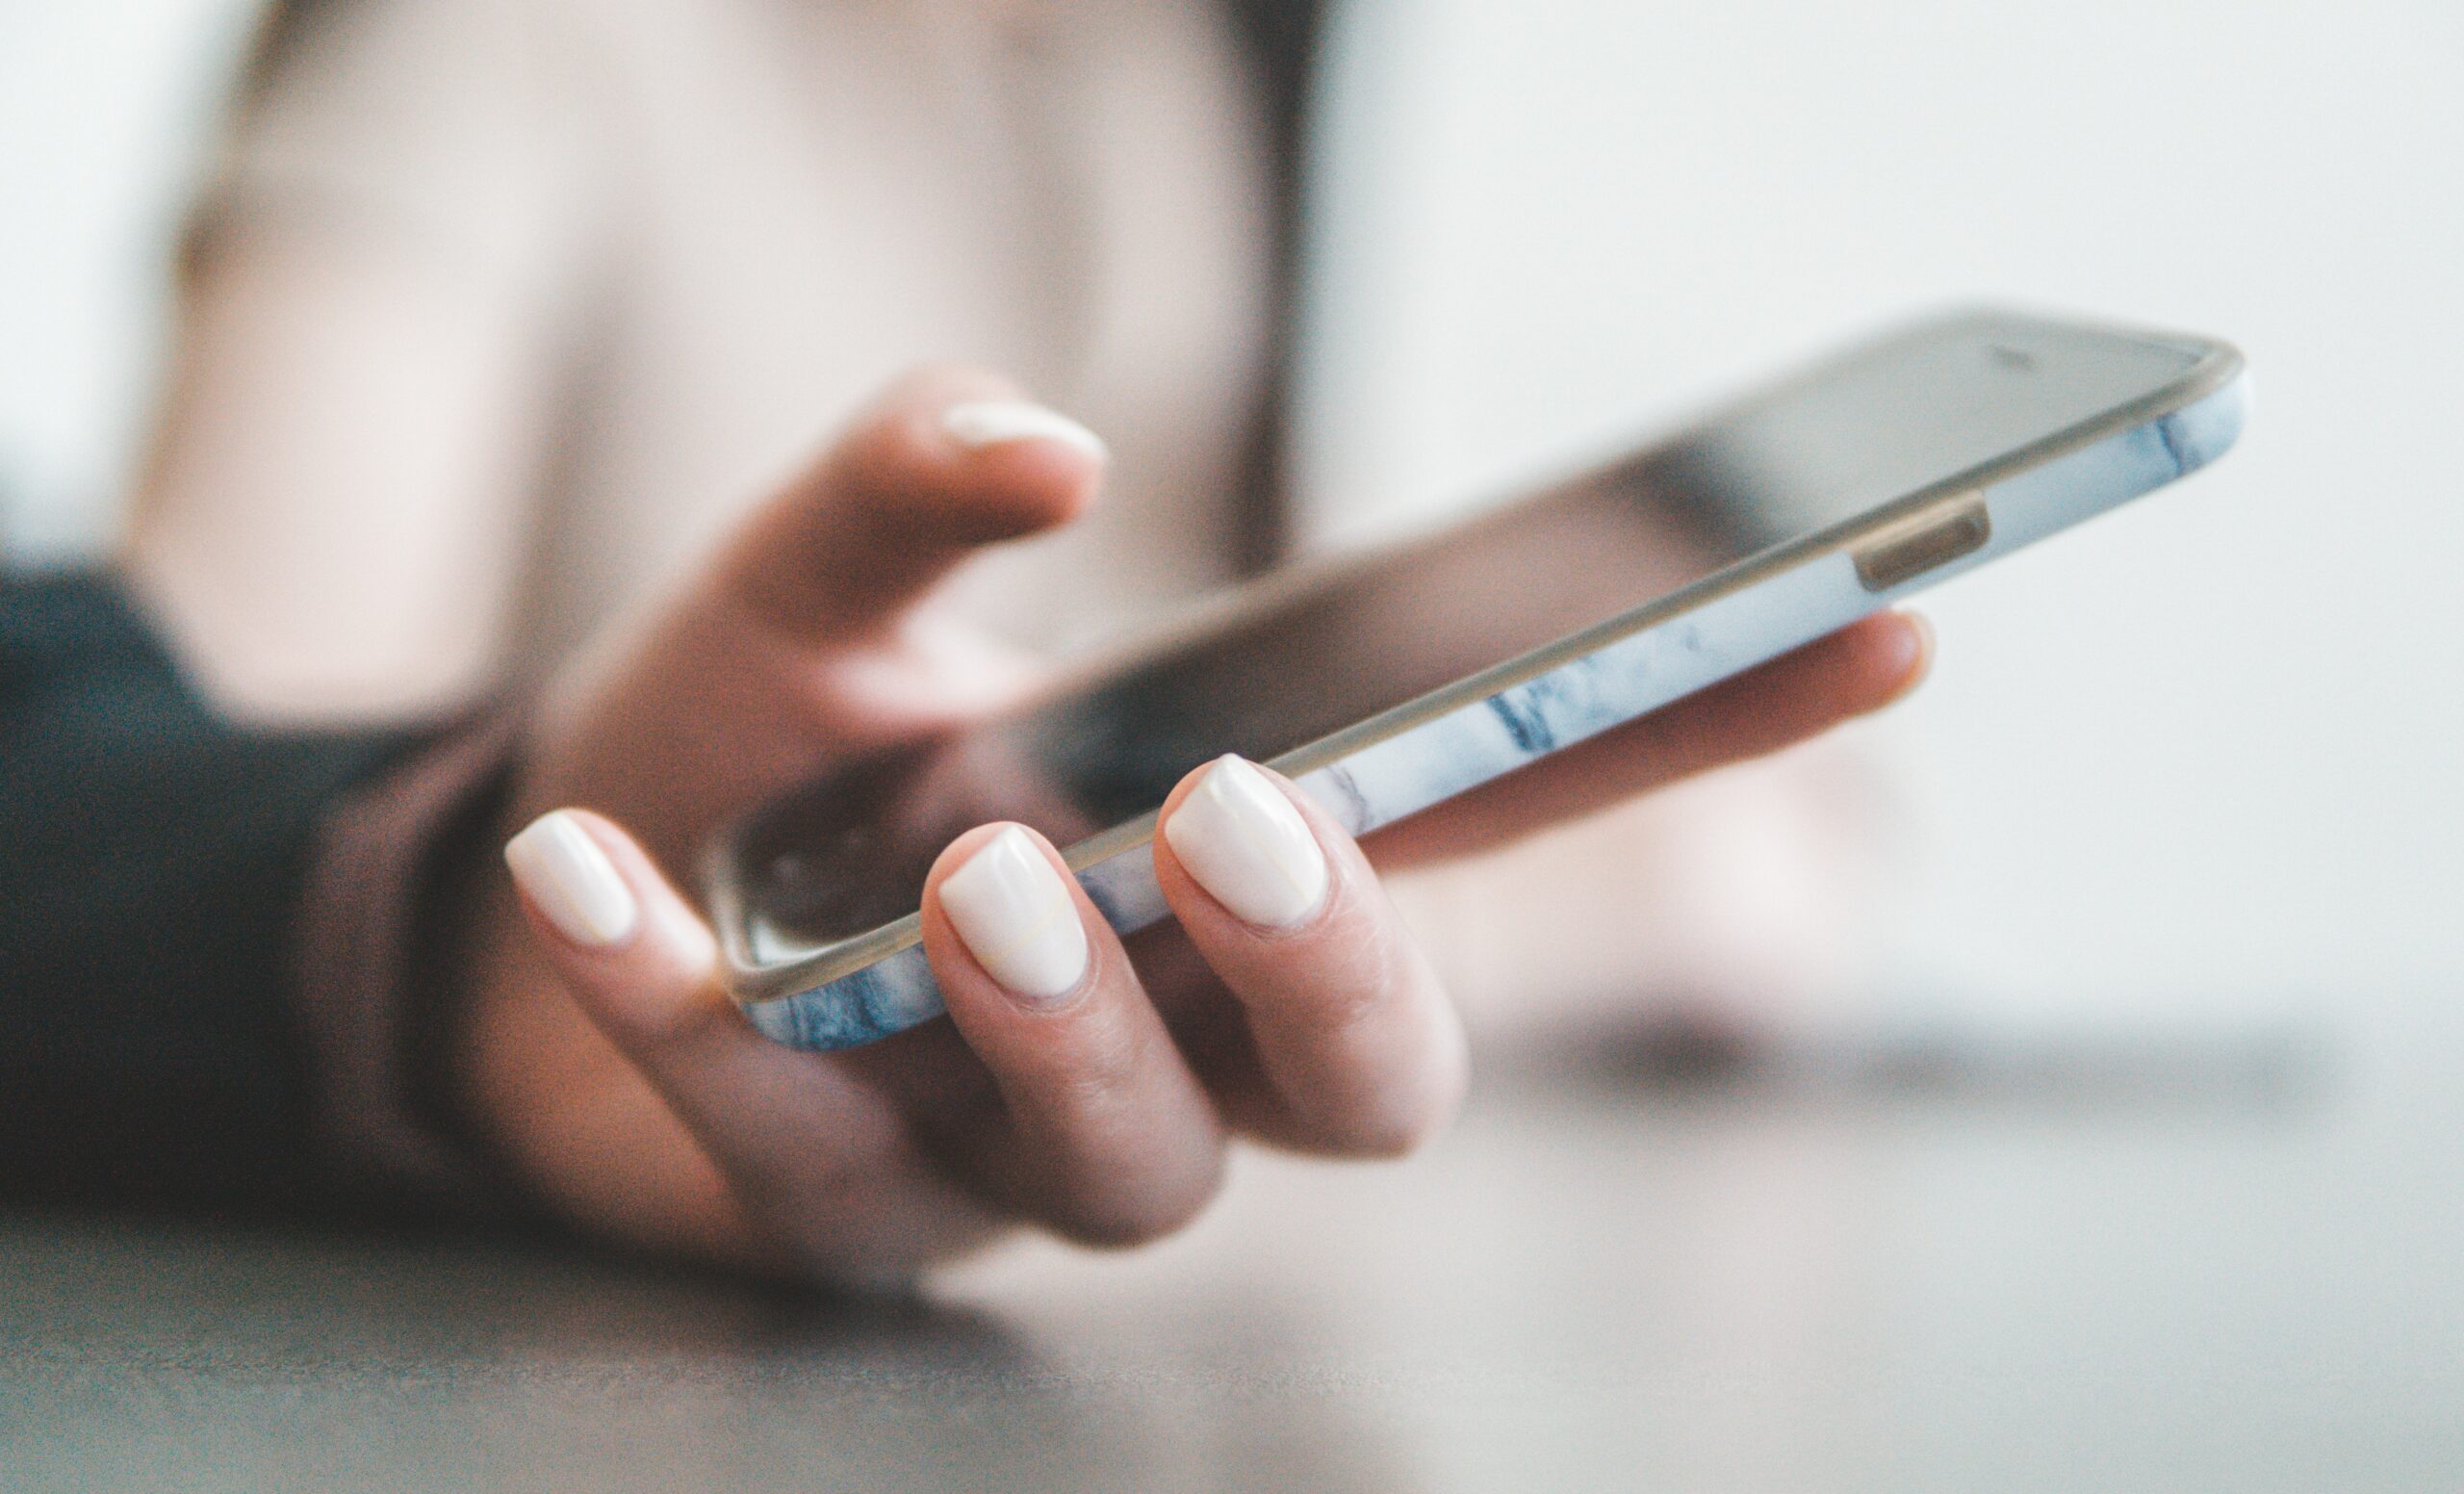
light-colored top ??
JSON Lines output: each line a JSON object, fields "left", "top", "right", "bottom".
{"left": 123, "top": 0, "right": 1890, "bottom": 1029}
{"left": 129, "top": 0, "right": 1275, "bottom": 716}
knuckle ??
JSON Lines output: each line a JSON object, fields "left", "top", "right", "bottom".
{"left": 1047, "top": 1162, "right": 1223, "bottom": 1250}
{"left": 1051, "top": 1207, "right": 1169, "bottom": 1251}
{"left": 1347, "top": 1102, "right": 1449, "bottom": 1158}
{"left": 1029, "top": 978, "right": 1168, "bottom": 1114}
{"left": 1002, "top": 1009, "right": 1230, "bottom": 1250}
{"left": 1290, "top": 1030, "right": 1468, "bottom": 1161}
{"left": 1269, "top": 926, "right": 1402, "bottom": 1042}
{"left": 1041, "top": 1020, "right": 1151, "bottom": 1120}
{"left": 1306, "top": 1095, "right": 1450, "bottom": 1160}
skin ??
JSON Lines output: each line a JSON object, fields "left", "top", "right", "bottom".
{"left": 460, "top": 366, "right": 1935, "bottom": 1289}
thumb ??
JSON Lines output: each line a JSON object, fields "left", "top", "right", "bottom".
{"left": 714, "top": 366, "right": 1108, "bottom": 643}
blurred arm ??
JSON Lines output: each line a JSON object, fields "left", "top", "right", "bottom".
{"left": 119, "top": 0, "right": 593, "bottom": 724}
{"left": 124, "top": 223, "right": 555, "bottom": 722}
{"left": 0, "top": 569, "right": 550, "bottom": 1220}
{"left": 0, "top": 573, "right": 424, "bottom": 1208}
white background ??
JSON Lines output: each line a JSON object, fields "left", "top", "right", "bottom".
{"left": 1300, "top": 0, "right": 2463, "bottom": 1018}
{"left": 5, "top": 0, "right": 2458, "bottom": 1018}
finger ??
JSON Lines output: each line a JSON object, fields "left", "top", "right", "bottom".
{"left": 918, "top": 822, "right": 1227, "bottom": 1248}
{"left": 1369, "top": 610, "right": 1933, "bottom": 869}
{"left": 527, "top": 368, "right": 1097, "bottom": 872}
{"left": 1154, "top": 757, "right": 1469, "bottom": 1157}
{"left": 502, "top": 809, "right": 995, "bottom": 1281}
{"left": 714, "top": 366, "right": 1109, "bottom": 643}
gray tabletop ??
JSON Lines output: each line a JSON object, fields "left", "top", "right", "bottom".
{"left": 7, "top": 990, "right": 2458, "bottom": 1493}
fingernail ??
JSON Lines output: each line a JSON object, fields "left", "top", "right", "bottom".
{"left": 938, "top": 826, "right": 1090, "bottom": 1000}
{"left": 1885, "top": 609, "right": 1936, "bottom": 695}
{"left": 939, "top": 400, "right": 1109, "bottom": 463}
{"left": 505, "top": 811, "right": 639, "bottom": 947}
{"left": 1902, "top": 609, "right": 1937, "bottom": 671}
{"left": 1163, "top": 757, "right": 1329, "bottom": 929}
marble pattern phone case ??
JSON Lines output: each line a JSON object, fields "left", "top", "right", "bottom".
{"left": 739, "top": 370, "right": 2247, "bottom": 1051}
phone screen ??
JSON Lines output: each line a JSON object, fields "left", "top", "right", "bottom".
{"left": 732, "top": 312, "right": 2199, "bottom": 957}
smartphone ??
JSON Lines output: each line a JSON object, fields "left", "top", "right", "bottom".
{"left": 707, "top": 307, "right": 2247, "bottom": 1051}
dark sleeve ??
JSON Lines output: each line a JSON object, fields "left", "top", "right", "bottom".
{"left": 0, "top": 572, "right": 506, "bottom": 1218}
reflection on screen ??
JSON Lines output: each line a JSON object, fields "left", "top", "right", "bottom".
{"left": 738, "top": 313, "right": 2197, "bottom": 950}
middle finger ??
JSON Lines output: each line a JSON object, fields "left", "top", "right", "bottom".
{"left": 918, "top": 823, "right": 1227, "bottom": 1247}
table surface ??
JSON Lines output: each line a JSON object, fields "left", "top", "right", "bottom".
{"left": 7, "top": 991, "right": 2459, "bottom": 1493}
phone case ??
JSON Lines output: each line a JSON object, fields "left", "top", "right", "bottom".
{"left": 727, "top": 348, "right": 2247, "bottom": 1051}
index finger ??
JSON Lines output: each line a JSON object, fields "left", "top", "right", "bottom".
{"left": 714, "top": 366, "right": 1110, "bottom": 643}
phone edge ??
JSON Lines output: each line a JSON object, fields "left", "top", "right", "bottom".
{"left": 723, "top": 329, "right": 2249, "bottom": 1051}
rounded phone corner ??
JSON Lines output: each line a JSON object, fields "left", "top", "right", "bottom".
{"left": 2160, "top": 364, "right": 2252, "bottom": 480}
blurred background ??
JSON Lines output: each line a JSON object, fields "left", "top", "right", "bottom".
{"left": 5, "top": 0, "right": 2455, "bottom": 1031}
{"left": 4, "top": 3, "right": 2460, "bottom": 1487}
{"left": 1298, "top": 0, "right": 2461, "bottom": 1026}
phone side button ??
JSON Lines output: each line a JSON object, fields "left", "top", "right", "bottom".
{"left": 1854, "top": 494, "right": 1992, "bottom": 592}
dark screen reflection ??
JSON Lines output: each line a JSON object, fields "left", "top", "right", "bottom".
{"left": 738, "top": 313, "right": 2197, "bottom": 948}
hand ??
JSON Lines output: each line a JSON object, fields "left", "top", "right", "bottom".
{"left": 455, "top": 368, "right": 1934, "bottom": 1286}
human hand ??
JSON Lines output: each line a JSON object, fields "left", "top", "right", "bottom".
{"left": 457, "top": 368, "right": 1932, "bottom": 1286}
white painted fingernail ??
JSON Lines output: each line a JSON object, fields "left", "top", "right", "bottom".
{"left": 939, "top": 826, "right": 1090, "bottom": 1000}
{"left": 1163, "top": 757, "right": 1329, "bottom": 930}
{"left": 940, "top": 400, "right": 1109, "bottom": 463}
{"left": 505, "top": 811, "right": 639, "bottom": 947}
